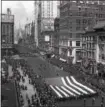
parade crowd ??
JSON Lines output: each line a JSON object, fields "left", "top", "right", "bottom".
{"left": 3, "top": 57, "right": 58, "bottom": 107}
{"left": 50, "top": 56, "right": 105, "bottom": 94}
{"left": 1, "top": 53, "right": 105, "bottom": 107}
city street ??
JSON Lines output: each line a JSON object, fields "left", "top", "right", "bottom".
{"left": 21, "top": 54, "right": 105, "bottom": 107}
{"left": 1, "top": 1, "right": 105, "bottom": 107}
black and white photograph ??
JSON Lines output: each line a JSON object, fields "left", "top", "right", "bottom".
{"left": 1, "top": 0, "right": 105, "bottom": 107}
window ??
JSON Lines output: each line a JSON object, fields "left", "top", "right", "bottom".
{"left": 78, "top": 12, "right": 81, "bottom": 16}
{"left": 76, "top": 26, "right": 80, "bottom": 30}
{"left": 92, "top": 52, "right": 94, "bottom": 58}
{"left": 2, "top": 25, "right": 5, "bottom": 34}
{"left": 76, "top": 19, "right": 81, "bottom": 24}
{"left": 70, "top": 50, "right": 72, "bottom": 55}
{"left": 88, "top": 20, "right": 91, "bottom": 25}
{"left": 69, "top": 22, "right": 72, "bottom": 25}
{"left": 76, "top": 41, "right": 80, "bottom": 46}
{"left": 70, "top": 41, "right": 72, "bottom": 46}
{"left": 76, "top": 34, "right": 81, "bottom": 38}
{"left": 69, "top": 27, "right": 72, "bottom": 31}
{"left": 83, "top": 19, "right": 87, "bottom": 24}
{"left": 99, "top": 14, "right": 102, "bottom": 18}
{"left": 69, "top": 12, "right": 72, "bottom": 16}
{"left": 69, "top": 33, "right": 72, "bottom": 38}
{"left": 79, "top": 8, "right": 81, "bottom": 11}
{"left": 102, "top": 54, "right": 105, "bottom": 60}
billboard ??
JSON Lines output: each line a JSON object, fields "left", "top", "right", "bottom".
{"left": 45, "top": 35, "right": 50, "bottom": 41}
{"left": 41, "top": 18, "right": 54, "bottom": 32}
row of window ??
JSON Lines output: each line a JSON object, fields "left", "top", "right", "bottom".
{"left": 82, "top": 36, "right": 94, "bottom": 41}
{"left": 59, "top": 40, "right": 80, "bottom": 47}
{"left": 99, "top": 54, "right": 105, "bottom": 60}
{"left": 2, "top": 36, "right": 13, "bottom": 44}
{"left": 61, "top": 10, "right": 105, "bottom": 19}
{"left": 76, "top": 19, "right": 92, "bottom": 25}
{"left": 82, "top": 44, "right": 95, "bottom": 49}
{"left": 2, "top": 24, "right": 13, "bottom": 35}
{"left": 60, "top": 33, "right": 82, "bottom": 39}
{"left": 82, "top": 52, "right": 95, "bottom": 58}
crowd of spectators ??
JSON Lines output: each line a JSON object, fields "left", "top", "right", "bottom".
{"left": 1, "top": 52, "right": 105, "bottom": 107}
{"left": 49, "top": 56, "right": 105, "bottom": 95}
{"left": 4, "top": 56, "right": 58, "bottom": 107}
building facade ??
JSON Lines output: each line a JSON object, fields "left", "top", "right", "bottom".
{"left": 59, "top": 1, "right": 105, "bottom": 64}
{"left": 1, "top": 8, "right": 14, "bottom": 56}
{"left": 51, "top": 18, "right": 60, "bottom": 55}
{"left": 82, "top": 21, "right": 105, "bottom": 74}
{"left": 24, "top": 21, "right": 35, "bottom": 48}
{"left": 37, "top": 1, "right": 58, "bottom": 51}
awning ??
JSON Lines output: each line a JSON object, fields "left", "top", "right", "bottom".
{"left": 77, "top": 60, "right": 82, "bottom": 62}
{"left": 59, "top": 58, "right": 66, "bottom": 62}
{"left": 93, "top": 21, "right": 105, "bottom": 29}
{"left": 12, "top": 55, "right": 22, "bottom": 59}
{"left": 51, "top": 54, "right": 55, "bottom": 58}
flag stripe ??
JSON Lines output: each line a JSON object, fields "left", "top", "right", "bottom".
{"left": 53, "top": 86, "right": 66, "bottom": 97}
{"left": 69, "top": 76, "right": 92, "bottom": 94}
{"left": 55, "top": 86, "right": 69, "bottom": 97}
{"left": 64, "top": 77, "right": 84, "bottom": 95}
{"left": 61, "top": 83, "right": 79, "bottom": 96}
{"left": 50, "top": 76, "right": 96, "bottom": 99}
{"left": 50, "top": 85, "right": 63, "bottom": 98}
{"left": 61, "top": 86, "right": 76, "bottom": 96}
{"left": 66, "top": 76, "right": 88, "bottom": 95}
{"left": 61, "top": 77, "right": 81, "bottom": 95}
{"left": 71, "top": 76, "right": 95, "bottom": 94}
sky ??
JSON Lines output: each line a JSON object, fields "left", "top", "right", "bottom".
{"left": 2, "top": 1, "right": 58, "bottom": 29}
{"left": 2, "top": 1, "right": 34, "bottom": 29}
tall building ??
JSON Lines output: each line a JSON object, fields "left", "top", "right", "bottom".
{"left": 41, "top": 1, "right": 54, "bottom": 18}
{"left": 24, "top": 21, "right": 35, "bottom": 48}
{"left": 59, "top": 1, "right": 105, "bottom": 64}
{"left": 52, "top": 18, "right": 60, "bottom": 55}
{"left": 1, "top": 8, "right": 14, "bottom": 56}
{"left": 37, "top": 1, "right": 58, "bottom": 51}
{"left": 82, "top": 21, "right": 105, "bottom": 74}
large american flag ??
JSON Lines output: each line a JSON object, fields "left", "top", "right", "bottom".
{"left": 50, "top": 76, "right": 96, "bottom": 98}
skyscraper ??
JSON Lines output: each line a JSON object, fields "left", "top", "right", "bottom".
{"left": 41, "top": 1, "right": 57, "bottom": 18}
{"left": 35, "top": 1, "right": 58, "bottom": 50}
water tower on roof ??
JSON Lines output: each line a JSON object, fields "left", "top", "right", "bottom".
{"left": 7, "top": 8, "right": 11, "bottom": 15}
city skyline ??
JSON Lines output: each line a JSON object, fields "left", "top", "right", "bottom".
{"left": 2, "top": 1, "right": 35, "bottom": 29}
{"left": 2, "top": 1, "right": 58, "bottom": 29}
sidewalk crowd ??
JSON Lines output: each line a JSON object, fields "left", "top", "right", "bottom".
{"left": 1, "top": 53, "right": 105, "bottom": 107}
{"left": 3, "top": 56, "right": 58, "bottom": 107}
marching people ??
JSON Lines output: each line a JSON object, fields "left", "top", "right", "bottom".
{"left": 83, "top": 98, "right": 86, "bottom": 107}
{"left": 92, "top": 97, "right": 95, "bottom": 106}
{"left": 102, "top": 96, "right": 104, "bottom": 103}
{"left": 101, "top": 102, "right": 104, "bottom": 107}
